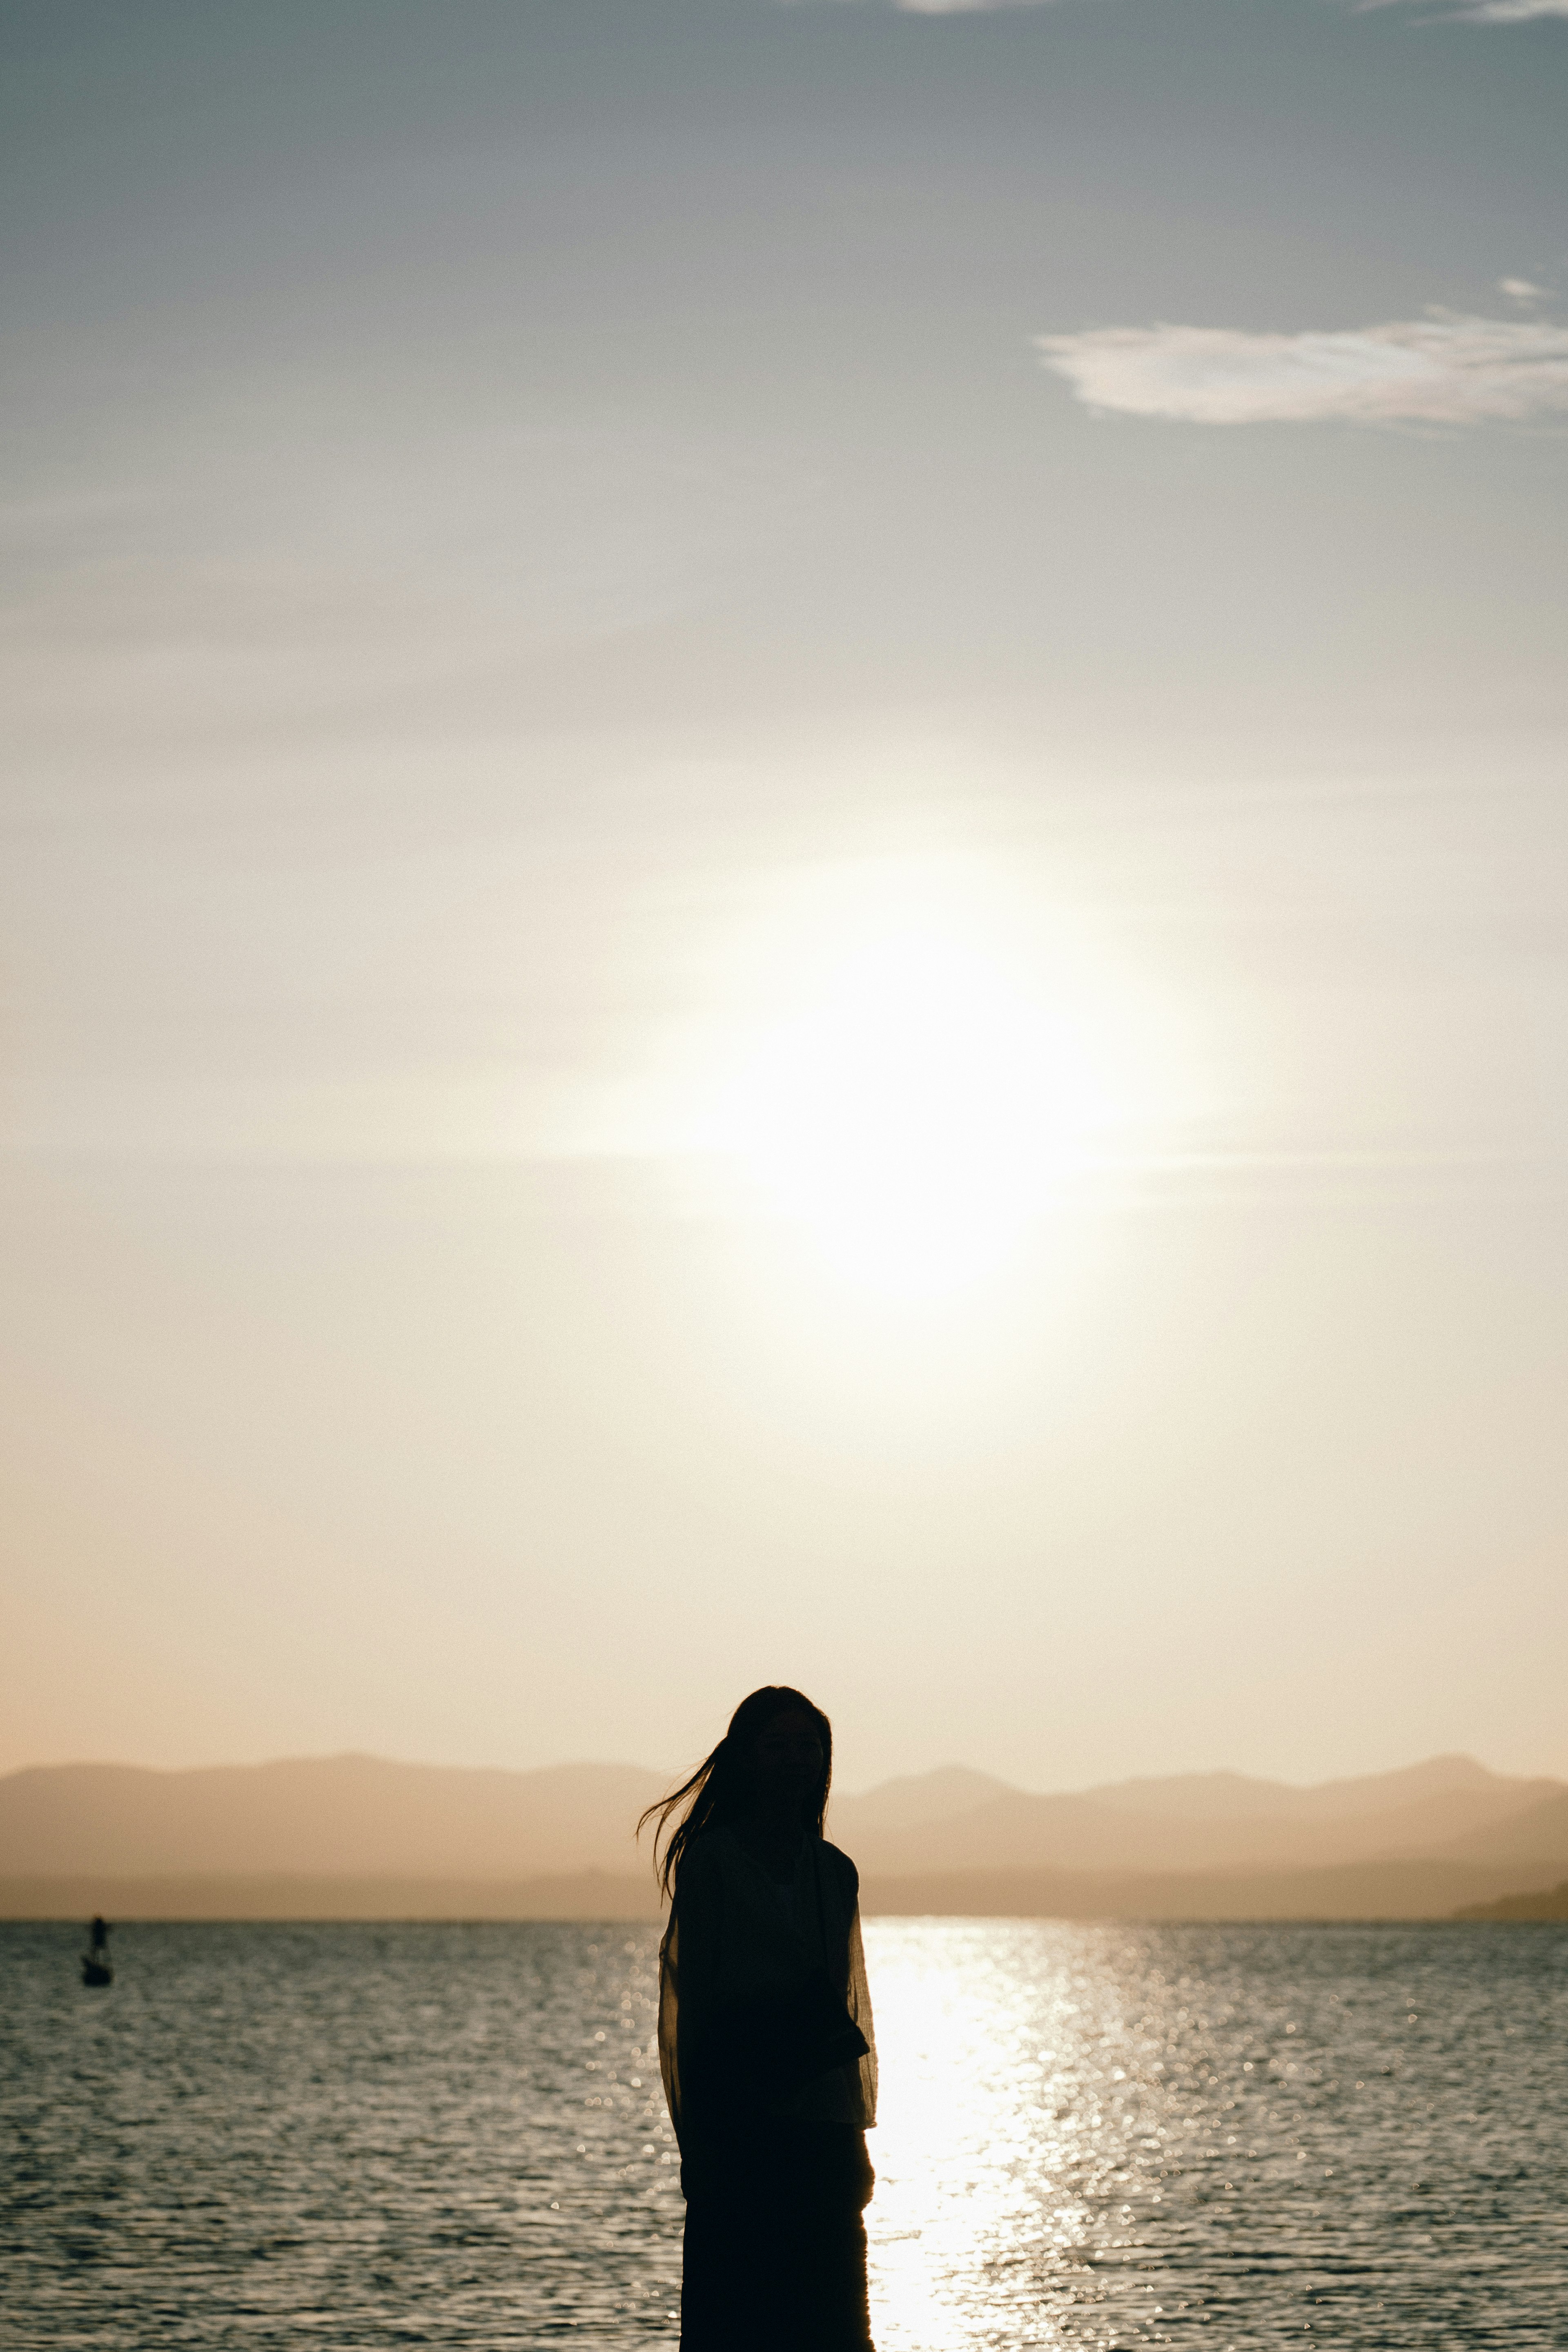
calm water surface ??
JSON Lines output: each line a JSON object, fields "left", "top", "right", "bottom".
{"left": 2, "top": 1919, "right": 1564, "bottom": 2348}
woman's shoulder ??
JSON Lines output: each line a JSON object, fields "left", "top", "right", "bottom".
{"left": 815, "top": 1835, "right": 860, "bottom": 1897}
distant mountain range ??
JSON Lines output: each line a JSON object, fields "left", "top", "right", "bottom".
{"left": 1457, "top": 1879, "right": 1568, "bottom": 1922}
{"left": 0, "top": 1756, "right": 663, "bottom": 1880}
{"left": 4, "top": 1750, "right": 1566, "bottom": 1921}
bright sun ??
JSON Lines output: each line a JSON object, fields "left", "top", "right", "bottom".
{"left": 710, "top": 865, "right": 1150, "bottom": 1299}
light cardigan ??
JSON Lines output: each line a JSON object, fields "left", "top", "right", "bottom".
{"left": 657, "top": 1827, "right": 878, "bottom": 2149}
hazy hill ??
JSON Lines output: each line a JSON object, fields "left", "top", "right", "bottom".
{"left": 1081, "top": 1755, "right": 1508, "bottom": 1822}
{"left": 0, "top": 1755, "right": 666, "bottom": 1879}
{"left": 829, "top": 1766, "right": 1012, "bottom": 1841}
{"left": 0, "top": 1871, "right": 662, "bottom": 1923}
{"left": 1437, "top": 1789, "right": 1568, "bottom": 1870}
{"left": 3, "top": 1752, "right": 1564, "bottom": 1921}
{"left": 837, "top": 1761, "right": 1563, "bottom": 1880}
{"left": 1454, "top": 1879, "right": 1568, "bottom": 1923}
{"left": 860, "top": 1857, "right": 1544, "bottom": 1924}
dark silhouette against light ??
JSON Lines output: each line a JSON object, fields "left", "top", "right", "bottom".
{"left": 640, "top": 1687, "right": 879, "bottom": 2350}
{"left": 81, "top": 1914, "right": 113, "bottom": 1987}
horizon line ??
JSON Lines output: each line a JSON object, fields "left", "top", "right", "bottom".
{"left": 4, "top": 1746, "right": 1556, "bottom": 1797}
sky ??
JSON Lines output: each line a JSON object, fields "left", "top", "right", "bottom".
{"left": 3, "top": 0, "right": 1567, "bottom": 1795}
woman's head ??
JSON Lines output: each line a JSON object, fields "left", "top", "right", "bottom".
{"left": 638, "top": 1685, "right": 834, "bottom": 1897}
{"left": 724, "top": 1685, "right": 831, "bottom": 1820}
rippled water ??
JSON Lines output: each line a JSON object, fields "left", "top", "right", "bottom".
{"left": 2, "top": 1919, "right": 1564, "bottom": 2347}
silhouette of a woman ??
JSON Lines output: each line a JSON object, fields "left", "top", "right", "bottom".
{"left": 641, "top": 1686, "right": 878, "bottom": 2352}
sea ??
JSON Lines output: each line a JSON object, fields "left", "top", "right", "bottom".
{"left": 2, "top": 1917, "right": 1565, "bottom": 2349}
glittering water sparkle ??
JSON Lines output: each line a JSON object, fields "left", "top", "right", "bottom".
{"left": 2, "top": 1919, "right": 1564, "bottom": 2348}
{"left": 865, "top": 1919, "right": 1567, "bottom": 2349}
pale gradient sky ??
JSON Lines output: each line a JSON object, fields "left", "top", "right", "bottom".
{"left": 3, "top": 0, "right": 1567, "bottom": 1793}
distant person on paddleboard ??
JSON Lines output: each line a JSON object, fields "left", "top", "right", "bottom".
{"left": 640, "top": 1686, "right": 878, "bottom": 2352}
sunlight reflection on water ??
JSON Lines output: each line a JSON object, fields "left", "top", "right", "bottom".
{"left": 3, "top": 1918, "right": 1565, "bottom": 2348}
{"left": 864, "top": 1918, "right": 1568, "bottom": 2350}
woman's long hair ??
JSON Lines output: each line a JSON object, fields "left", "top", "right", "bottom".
{"left": 638, "top": 1685, "right": 833, "bottom": 1901}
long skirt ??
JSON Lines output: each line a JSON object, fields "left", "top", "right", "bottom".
{"left": 679, "top": 2118, "right": 875, "bottom": 2352}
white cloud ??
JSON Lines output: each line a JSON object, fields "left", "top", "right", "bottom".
{"left": 1356, "top": 0, "right": 1568, "bottom": 16}
{"left": 1035, "top": 311, "right": 1568, "bottom": 426}
{"left": 884, "top": 0, "right": 1054, "bottom": 11}
{"left": 860, "top": 0, "right": 1568, "bottom": 16}
{"left": 1498, "top": 278, "right": 1549, "bottom": 303}
{"left": 815, "top": 0, "right": 1568, "bottom": 14}
{"left": 846, "top": 0, "right": 1568, "bottom": 12}
{"left": 797, "top": 0, "right": 1058, "bottom": 12}
{"left": 1434, "top": 1, "right": 1568, "bottom": 18}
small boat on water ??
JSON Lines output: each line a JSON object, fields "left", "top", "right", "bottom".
{"left": 81, "top": 1915, "right": 114, "bottom": 1987}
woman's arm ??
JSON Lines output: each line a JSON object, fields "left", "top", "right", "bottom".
{"left": 820, "top": 1844, "right": 878, "bottom": 2128}
{"left": 844, "top": 1902, "right": 878, "bottom": 2128}
{"left": 658, "top": 1839, "right": 723, "bottom": 2151}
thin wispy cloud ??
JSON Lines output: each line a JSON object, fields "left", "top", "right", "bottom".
{"left": 1036, "top": 311, "right": 1568, "bottom": 426}
{"left": 821, "top": 0, "right": 1568, "bottom": 14}
{"left": 1394, "top": 0, "right": 1568, "bottom": 18}
{"left": 864, "top": 0, "right": 1055, "bottom": 12}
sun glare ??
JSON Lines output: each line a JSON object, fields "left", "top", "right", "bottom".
{"left": 707, "top": 861, "right": 1158, "bottom": 1300}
